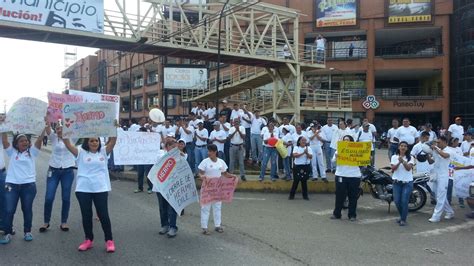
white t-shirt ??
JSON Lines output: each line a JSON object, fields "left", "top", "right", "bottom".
{"left": 5, "top": 146, "right": 40, "bottom": 184}
{"left": 390, "top": 155, "right": 414, "bottom": 182}
{"left": 209, "top": 130, "right": 227, "bottom": 152}
{"left": 293, "top": 146, "right": 313, "bottom": 165}
{"left": 179, "top": 125, "right": 195, "bottom": 143}
{"left": 461, "top": 140, "right": 473, "bottom": 155}
{"left": 432, "top": 147, "right": 451, "bottom": 181}
{"left": 205, "top": 107, "right": 216, "bottom": 121}
{"left": 307, "top": 130, "right": 322, "bottom": 147}
{"left": 330, "top": 128, "right": 353, "bottom": 150}
{"left": 448, "top": 124, "right": 464, "bottom": 141}
{"left": 279, "top": 124, "right": 296, "bottom": 137}
{"left": 228, "top": 126, "right": 246, "bottom": 144}
{"left": 195, "top": 128, "right": 209, "bottom": 146}
{"left": 281, "top": 133, "right": 294, "bottom": 155}
{"left": 395, "top": 126, "right": 417, "bottom": 145}
{"left": 240, "top": 112, "right": 252, "bottom": 129}
{"left": 0, "top": 145, "right": 6, "bottom": 170}
{"left": 334, "top": 151, "right": 361, "bottom": 178}
{"left": 411, "top": 142, "right": 433, "bottom": 174}
{"left": 162, "top": 125, "right": 177, "bottom": 138}
{"left": 356, "top": 131, "right": 375, "bottom": 151}
{"left": 316, "top": 38, "right": 325, "bottom": 50}
{"left": 292, "top": 132, "right": 308, "bottom": 147}
{"left": 49, "top": 133, "right": 76, "bottom": 168}
{"left": 321, "top": 124, "right": 337, "bottom": 142}
{"left": 75, "top": 146, "right": 111, "bottom": 193}
{"left": 189, "top": 119, "right": 198, "bottom": 129}
{"left": 198, "top": 157, "right": 228, "bottom": 178}
{"left": 191, "top": 107, "right": 199, "bottom": 115}
{"left": 387, "top": 127, "right": 398, "bottom": 144}
{"left": 262, "top": 130, "right": 279, "bottom": 147}
{"left": 129, "top": 123, "right": 140, "bottom": 132}
{"left": 230, "top": 109, "right": 243, "bottom": 121}
{"left": 250, "top": 116, "right": 266, "bottom": 134}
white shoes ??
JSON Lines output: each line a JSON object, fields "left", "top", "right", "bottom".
{"left": 444, "top": 213, "right": 455, "bottom": 220}
{"left": 428, "top": 217, "right": 440, "bottom": 223}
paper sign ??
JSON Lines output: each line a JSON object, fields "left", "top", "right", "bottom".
{"left": 68, "top": 90, "right": 120, "bottom": 119}
{"left": 61, "top": 102, "right": 117, "bottom": 139}
{"left": 200, "top": 177, "right": 239, "bottom": 206}
{"left": 147, "top": 148, "right": 198, "bottom": 214}
{"left": 47, "top": 92, "right": 83, "bottom": 123}
{"left": 336, "top": 141, "right": 372, "bottom": 166}
{"left": 4, "top": 97, "right": 48, "bottom": 135}
{"left": 113, "top": 131, "right": 162, "bottom": 165}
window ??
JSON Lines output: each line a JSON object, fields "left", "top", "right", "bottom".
{"left": 166, "top": 95, "right": 177, "bottom": 109}
{"left": 147, "top": 94, "right": 159, "bottom": 108}
{"left": 133, "top": 96, "right": 143, "bottom": 111}
{"left": 120, "top": 80, "right": 130, "bottom": 92}
{"left": 121, "top": 97, "right": 130, "bottom": 113}
{"left": 133, "top": 75, "right": 144, "bottom": 88}
{"left": 109, "top": 80, "right": 117, "bottom": 94}
{"left": 147, "top": 71, "right": 159, "bottom": 85}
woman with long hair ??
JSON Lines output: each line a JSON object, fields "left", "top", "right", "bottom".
{"left": 391, "top": 141, "right": 415, "bottom": 226}
{"left": 289, "top": 136, "right": 312, "bottom": 200}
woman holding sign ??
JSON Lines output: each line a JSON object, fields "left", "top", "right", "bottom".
{"left": 330, "top": 135, "right": 362, "bottom": 222}
{"left": 391, "top": 141, "right": 415, "bottom": 226}
{"left": 0, "top": 125, "right": 48, "bottom": 244}
{"left": 59, "top": 127, "right": 117, "bottom": 252}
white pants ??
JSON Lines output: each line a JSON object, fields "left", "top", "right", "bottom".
{"left": 431, "top": 177, "right": 454, "bottom": 220}
{"left": 310, "top": 145, "right": 326, "bottom": 178}
{"left": 201, "top": 202, "right": 222, "bottom": 229}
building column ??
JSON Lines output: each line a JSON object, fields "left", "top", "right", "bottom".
{"left": 366, "top": 19, "right": 376, "bottom": 122}
{"left": 442, "top": 21, "right": 450, "bottom": 128}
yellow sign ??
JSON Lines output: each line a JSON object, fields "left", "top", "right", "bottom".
{"left": 388, "top": 15, "right": 431, "bottom": 24}
{"left": 336, "top": 141, "right": 372, "bottom": 166}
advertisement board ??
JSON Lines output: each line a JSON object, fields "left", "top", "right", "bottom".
{"left": 387, "top": 0, "right": 433, "bottom": 24}
{"left": 0, "top": 0, "right": 104, "bottom": 33}
{"left": 163, "top": 66, "right": 208, "bottom": 90}
{"left": 315, "top": 0, "right": 358, "bottom": 28}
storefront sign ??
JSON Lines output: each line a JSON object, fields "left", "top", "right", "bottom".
{"left": 362, "top": 95, "right": 380, "bottom": 110}
{"left": 315, "top": 0, "right": 358, "bottom": 28}
{"left": 387, "top": 0, "right": 433, "bottom": 24}
{"left": 393, "top": 100, "right": 425, "bottom": 108}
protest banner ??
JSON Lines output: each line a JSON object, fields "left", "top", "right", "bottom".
{"left": 61, "top": 102, "right": 116, "bottom": 139}
{"left": 336, "top": 141, "right": 372, "bottom": 166}
{"left": 68, "top": 90, "right": 120, "bottom": 119}
{"left": 200, "top": 176, "right": 239, "bottom": 206}
{"left": 450, "top": 154, "right": 474, "bottom": 198}
{"left": 4, "top": 97, "right": 48, "bottom": 135}
{"left": 0, "top": 114, "right": 8, "bottom": 133}
{"left": 147, "top": 148, "right": 198, "bottom": 215}
{"left": 47, "top": 92, "right": 83, "bottom": 123}
{"left": 113, "top": 131, "right": 162, "bottom": 165}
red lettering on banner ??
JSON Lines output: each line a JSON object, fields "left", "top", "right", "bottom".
{"left": 73, "top": 111, "right": 106, "bottom": 123}
{"left": 157, "top": 158, "right": 176, "bottom": 183}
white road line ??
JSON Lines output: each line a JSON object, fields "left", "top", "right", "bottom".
{"left": 308, "top": 206, "right": 375, "bottom": 216}
{"left": 358, "top": 216, "right": 400, "bottom": 224}
{"left": 413, "top": 221, "right": 474, "bottom": 237}
{"left": 233, "top": 197, "right": 266, "bottom": 201}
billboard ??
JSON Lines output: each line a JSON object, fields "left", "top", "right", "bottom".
{"left": 387, "top": 0, "right": 433, "bottom": 24}
{"left": 0, "top": 0, "right": 104, "bottom": 33}
{"left": 315, "top": 0, "right": 358, "bottom": 28}
{"left": 164, "top": 66, "right": 208, "bottom": 90}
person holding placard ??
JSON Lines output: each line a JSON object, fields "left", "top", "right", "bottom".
{"left": 199, "top": 144, "right": 235, "bottom": 235}
{"left": 289, "top": 137, "right": 313, "bottom": 200}
{"left": 39, "top": 124, "right": 76, "bottom": 233}
{"left": 0, "top": 125, "right": 48, "bottom": 244}
{"left": 59, "top": 127, "right": 118, "bottom": 252}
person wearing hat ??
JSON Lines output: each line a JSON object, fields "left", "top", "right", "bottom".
{"left": 194, "top": 120, "right": 209, "bottom": 175}
{"left": 448, "top": 117, "right": 464, "bottom": 144}
{"left": 228, "top": 119, "right": 246, "bottom": 181}
{"left": 209, "top": 121, "right": 226, "bottom": 160}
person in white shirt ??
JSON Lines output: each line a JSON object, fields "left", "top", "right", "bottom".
{"left": 292, "top": 124, "right": 308, "bottom": 148}
{"left": 249, "top": 111, "right": 266, "bottom": 164}
{"left": 190, "top": 102, "right": 199, "bottom": 117}
{"left": 283, "top": 43, "right": 291, "bottom": 59}
{"left": 394, "top": 118, "right": 417, "bottom": 149}
{"left": 331, "top": 135, "right": 362, "bottom": 221}
{"left": 387, "top": 119, "right": 400, "bottom": 160}
{"left": 423, "top": 123, "right": 438, "bottom": 142}
{"left": 321, "top": 118, "right": 338, "bottom": 172}
{"left": 60, "top": 127, "right": 118, "bottom": 252}
{"left": 279, "top": 117, "right": 296, "bottom": 136}
{"left": 429, "top": 136, "right": 455, "bottom": 223}
{"left": 198, "top": 144, "right": 236, "bottom": 235}
{"left": 259, "top": 122, "right": 279, "bottom": 181}
{"left": 315, "top": 34, "right": 326, "bottom": 63}
{"left": 391, "top": 141, "right": 415, "bottom": 226}
{"left": 128, "top": 119, "right": 140, "bottom": 132}
{"left": 446, "top": 138, "right": 465, "bottom": 208}
{"left": 461, "top": 132, "right": 473, "bottom": 156}
{"left": 289, "top": 137, "right": 313, "bottom": 200}
{"left": 330, "top": 120, "right": 353, "bottom": 171}
{"left": 356, "top": 123, "right": 376, "bottom": 166}
{"left": 410, "top": 131, "right": 436, "bottom": 204}
{"left": 218, "top": 115, "right": 231, "bottom": 165}
{"left": 447, "top": 117, "right": 464, "bottom": 143}
{"left": 209, "top": 121, "right": 227, "bottom": 160}
{"left": 230, "top": 104, "right": 242, "bottom": 122}
{"left": 39, "top": 125, "right": 77, "bottom": 233}
{"left": 240, "top": 105, "right": 253, "bottom": 162}
{"left": 281, "top": 127, "right": 293, "bottom": 181}
{"left": 0, "top": 126, "right": 47, "bottom": 244}
{"left": 194, "top": 120, "right": 209, "bottom": 174}
{"left": 228, "top": 119, "right": 246, "bottom": 181}
{"left": 307, "top": 124, "right": 327, "bottom": 182}
{"left": 161, "top": 120, "right": 177, "bottom": 139}
{"left": 204, "top": 102, "right": 216, "bottom": 123}
{"left": 177, "top": 118, "right": 196, "bottom": 173}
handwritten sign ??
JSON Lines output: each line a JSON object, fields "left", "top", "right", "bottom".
{"left": 61, "top": 102, "right": 117, "bottom": 139}
{"left": 113, "top": 131, "right": 162, "bottom": 165}
{"left": 47, "top": 92, "right": 83, "bottom": 123}
{"left": 69, "top": 90, "right": 120, "bottom": 119}
{"left": 148, "top": 148, "right": 198, "bottom": 214}
{"left": 336, "top": 141, "right": 372, "bottom": 166}
{"left": 4, "top": 97, "right": 48, "bottom": 135}
{"left": 200, "top": 177, "right": 239, "bottom": 206}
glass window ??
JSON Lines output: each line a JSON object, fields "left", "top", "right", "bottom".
{"left": 133, "top": 96, "right": 143, "bottom": 111}
{"left": 147, "top": 94, "right": 160, "bottom": 108}
{"left": 147, "top": 71, "right": 159, "bottom": 84}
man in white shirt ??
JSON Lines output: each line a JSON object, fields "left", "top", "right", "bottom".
{"left": 307, "top": 124, "right": 327, "bottom": 182}
{"left": 249, "top": 110, "right": 266, "bottom": 164}
{"left": 0, "top": 114, "right": 6, "bottom": 232}
{"left": 410, "top": 131, "right": 436, "bottom": 204}
{"left": 259, "top": 121, "right": 279, "bottom": 181}
{"left": 228, "top": 119, "right": 246, "bottom": 181}
{"left": 387, "top": 119, "right": 399, "bottom": 160}
{"left": 315, "top": 34, "right": 326, "bottom": 63}
{"left": 209, "top": 121, "right": 227, "bottom": 160}
{"left": 194, "top": 120, "right": 208, "bottom": 175}
{"left": 230, "top": 104, "right": 242, "bottom": 122}
{"left": 177, "top": 118, "right": 196, "bottom": 173}
{"left": 447, "top": 117, "right": 464, "bottom": 144}
{"left": 190, "top": 102, "right": 199, "bottom": 116}
{"left": 356, "top": 123, "right": 376, "bottom": 166}
{"left": 160, "top": 120, "right": 177, "bottom": 140}
{"left": 423, "top": 123, "right": 438, "bottom": 142}
{"left": 394, "top": 118, "right": 418, "bottom": 150}
{"left": 218, "top": 115, "right": 231, "bottom": 165}
{"left": 321, "top": 118, "right": 338, "bottom": 172}
{"left": 461, "top": 132, "right": 473, "bottom": 156}
{"left": 240, "top": 105, "right": 253, "bottom": 162}
{"left": 128, "top": 119, "right": 140, "bottom": 132}
{"left": 203, "top": 102, "right": 216, "bottom": 132}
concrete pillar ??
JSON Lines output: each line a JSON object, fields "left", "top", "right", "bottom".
{"left": 366, "top": 19, "right": 376, "bottom": 122}
{"left": 441, "top": 22, "right": 450, "bottom": 128}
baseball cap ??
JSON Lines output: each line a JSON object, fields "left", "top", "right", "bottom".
{"left": 196, "top": 119, "right": 204, "bottom": 124}
{"left": 213, "top": 121, "right": 221, "bottom": 126}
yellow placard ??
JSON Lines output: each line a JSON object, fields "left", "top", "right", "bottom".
{"left": 336, "top": 141, "right": 372, "bottom": 166}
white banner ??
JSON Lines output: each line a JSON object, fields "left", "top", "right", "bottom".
{"left": 4, "top": 97, "right": 48, "bottom": 135}
{"left": 0, "top": 0, "right": 104, "bottom": 33}
{"left": 164, "top": 67, "right": 207, "bottom": 89}
{"left": 147, "top": 148, "right": 199, "bottom": 214}
{"left": 68, "top": 90, "right": 120, "bottom": 119}
{"left": 62, "top": 102, "right": 116, "bottom": 139}
{"left": 113, "top": 131, "right": 162, "bottom": 165}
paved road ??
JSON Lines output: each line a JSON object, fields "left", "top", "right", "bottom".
{"left": 1, "top": 150, "right": 473, "bottom": 265}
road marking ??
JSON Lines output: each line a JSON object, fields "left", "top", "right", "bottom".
{"left": 308, "top": 206, "right": 375, "bottom": 216}
{"left": 413, "top": 221, "right": 474, "bottom": 237}
{"left": 358, "top": 216, "right": 399, "bottom": 224}
{"left": 233, "top": 197, "right": 266, "bottom": 201}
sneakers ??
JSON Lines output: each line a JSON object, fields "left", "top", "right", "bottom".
{"left": 0, "top": 234, "right": 12, "bottom": 244}
{"left": 240, "top": 176, "right": 247, "bottom": 181}
{"left": 134, "top": 189, "right": 143, "bottom": 193}
{"left": 106, "top": 240, "right": 115, "bottom": 253}
{"left": 215, "top": 227, "right": 224, "bottom": 233}
{"left": 78, "top": 239, "right": 93, "bottom": 251}
{"left": 147, "top": 189, "right": 153, "bottom": 194}
{"left": 322, "top": 178, "right": 329, "bottom": 183}
{"left": 159, "top": 226, "right": 169, "bottom": 235}
{"left": 24, "top": 232, "right": 33, "bottom": 241}
{"left": 428, "top": 218, "right": 440, "bottom": 223}
{"left": 167, "top": 228, "right": 177, "bottom": 238}
{"left": 444, "top": 213, "right": 455, "bottom": 220}
{"left": 202, "top": 228, "right": 211, "bottom": 235}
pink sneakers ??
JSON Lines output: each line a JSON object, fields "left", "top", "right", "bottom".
{"left": 78, "top": 240, "right": 93, "bottom": 251}
{"left": 106, "top": 240, "right": 115, "bottom": 253}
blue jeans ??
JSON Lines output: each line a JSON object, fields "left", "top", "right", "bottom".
{"left": 43, "top": 167, "right": 75, "bottom": 224}
{"left": 322, "top": 141, "right": 335, "bottom": 171}
{"left": 4, "top": 182, "right": 37, "bottom": 234}
{"left": 0, "top": 169, "right": 6, "bottom": 230}
{"left": 186, "top": 142, "right": 195, "bottom": 173}
{"left": 157, "top": 193, "right": 177, "bottom": 230}
{"left": 245, "top": 128, "right": 251, "bottom": 160}
{"left": 194, "top": 146, "right": 208, "bottom": 173}
{"left": 137, "top": 165, "right": 153, "bottom": 191}
{"left": 388, "top": 143, "right": 398, "bottom": 161}
{"left": 283, "top": 157, "right": 291, "bottom": 179}
{"left": 250, "top": 133, "right": 263, "bottom": 162}
{"left": 259, "top": 147, "right": 277, "bottom": 180}
{"left": 393, "top": 181, "right": 413, "bottom": 222}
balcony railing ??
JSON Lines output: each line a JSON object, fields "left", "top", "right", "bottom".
{"left": 326, "top": 48, "right": 368, "bottom": 61}
{"left": 374, "top": 87, "right": 442, "bottom": 100}
{"left": 375, "top": 44, "right": 442, "bottom": 58}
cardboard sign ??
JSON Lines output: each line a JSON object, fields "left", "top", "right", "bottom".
{"left": 47, "top": 92, "right": 83, "bottom": 123}
{"left": 113, "top": 131, "right": 162, "bottom": 165}
{"left": 336, "top": 141, "right": 372, "bottom": 166}
{"left": 68, "top": 90, "right": 120, "bottom": 119}
{"left": 147, "top": 148, "right": 198, "bottom": 214}
{"left": 200, "top": 176, "right": 239, "bottom": 206}
{"left": 4, "top": 97, "right": 48, "bottom": 135}
{"left": 61, "top": 102, "right": 116, "bottom": 139}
